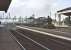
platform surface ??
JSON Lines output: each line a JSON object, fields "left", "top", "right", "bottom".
{"left": 0, "top": 27, "right": 21, "bottom": 50}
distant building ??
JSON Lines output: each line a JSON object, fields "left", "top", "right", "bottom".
{"left": 35, "top": 17, "right": 48, "bottom": 25}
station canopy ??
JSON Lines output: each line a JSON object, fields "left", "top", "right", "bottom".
{"left": 0, "top": 0, "right": 11, "bottom": 12}
{"left": 57, "top": 7, "right": 71, "bottom": 16}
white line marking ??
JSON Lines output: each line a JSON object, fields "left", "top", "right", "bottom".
{"left": 20, "top": 26, "right": 69, "bottom": 34}
{"left": 16, "top": 26, "right": 71, "bottom": 41}
{"left": 16, "top": 31, "right": 50, "bottom": 50}
{"left": 10, "top": 31, "right": 26, "bottom": 50}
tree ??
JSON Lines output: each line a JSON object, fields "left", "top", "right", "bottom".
{"left": 47, "top": 16, "right": 52, "bottom": 24}
{"left": 28, "top": 16, "right": 35, "bottom": 25}
{"left": 13, "top": 16, "right": 16, "bottom": 23}
{"left": 45, "top": 16, "right": 55, "bottom": 29}
{"left": 18, "top": 16, "right": 23, "bottom": 23}
{"left": 24, "top": 16, "right": 28, "bottom": 24}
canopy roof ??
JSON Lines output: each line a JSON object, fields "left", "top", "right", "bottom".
{"left": 57, "top": 7, "right": 71, "bottom": 16}
{"left": 0, "top": 0, "right": 11, "bottom": 12}
{"left": 62, "top": 12, "right": 71, "bottom": 16}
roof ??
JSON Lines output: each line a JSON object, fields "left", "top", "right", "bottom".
{"left": 62, "top": 12, "right": 71, "bottom": 16}
{"left": 57, "top": 7, "right": 71, "bottom": 16}
{"left": 57, "top": 7, "right": 71, "bottom": 13}
{"left": 0, "top": 0, "right": 11, "bottom": 12}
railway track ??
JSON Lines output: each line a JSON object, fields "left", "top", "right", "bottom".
{"left": 10, "top": 28, "right": 71, "bottom": 50}
{"left": 10, "top": 30, "right": 50, "bottom": 50}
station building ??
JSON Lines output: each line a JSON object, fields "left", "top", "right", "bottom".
{"left": 55, "top": 7, "right": 71, "bottom": 27}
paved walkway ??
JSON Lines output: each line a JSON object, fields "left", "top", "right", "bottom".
{"left": 0, "top": 27, "right": 21, "bottom": 50}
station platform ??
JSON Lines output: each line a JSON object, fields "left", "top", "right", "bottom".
{"left": 0, "top": 27, "right": 21, "bottom": 50}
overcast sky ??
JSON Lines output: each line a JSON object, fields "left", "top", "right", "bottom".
{"left": 7, "top": 0, "right": 71, "bottom": 18}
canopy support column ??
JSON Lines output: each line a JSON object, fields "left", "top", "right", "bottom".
{"left": 69, "top": 16, "right": 70, "bottom": 24}
{"left": 58, "top": 14, "right": 61, "bottom": 26}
